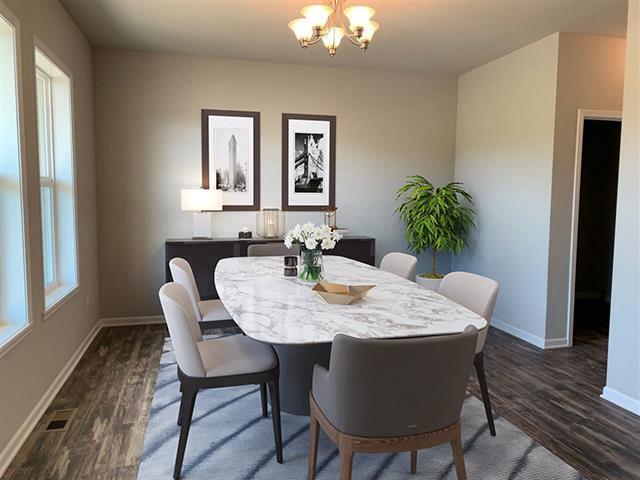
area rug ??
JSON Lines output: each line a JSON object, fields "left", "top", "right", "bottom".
{"left": 137, "top": 338, "right": 584, "bottom": 479}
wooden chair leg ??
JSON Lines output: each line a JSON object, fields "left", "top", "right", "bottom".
{"left": 308, "top": 411, "right": 320, "bottom": 480}
{"left": 177, "top": 391, "right": 185, "bottom": 427}
{"left": 174, "top": 386, "right": 198, "bottom": 480}
{"left": 338, "top": 448, "right": 354, "bottom": 480}
{"left": 268, "top": 379, "right": 283, "bottom": 463}
{"left": 260, "top": 383, "right": 268, "bottom": 418}
{"left": 410, "top": 450, "right": 417, "bottom": 474}
{"left": 474, "top": 352, "right": 496, "bottom": 436}
{"left": 451, "top": 429, "right": 467, "bottom": 480}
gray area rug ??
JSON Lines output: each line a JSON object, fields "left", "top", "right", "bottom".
{"left": 137, "top": 338, "right": 584, "bottom": 479}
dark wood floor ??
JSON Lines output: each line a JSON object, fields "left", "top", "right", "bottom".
{"left": 4, "top": 304, "right": 640, "bottom": 479}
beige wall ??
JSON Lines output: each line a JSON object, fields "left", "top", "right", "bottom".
{"left": 453, "top": 34, "right": 560, "bottom": 343}
{"left": 93, "top": 49, "right": 458, "bottom": 318}
{"left": 0, "top": 0, "right": 99, "bottom": 468}
{"left": 605, "top": 0, "right": 640, "bottom": 414}
{"left": 546, "top": 33, "right": 626, "bottom": 341}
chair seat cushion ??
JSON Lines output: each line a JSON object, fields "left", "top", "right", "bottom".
{"left": 197, "top": 334, "right": 277, "bottom": 377}
{"left": 198, "top": 299, "right": 232, "bottom": 322}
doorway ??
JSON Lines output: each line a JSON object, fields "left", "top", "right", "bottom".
{"left": 568, "top": 110, "right": 622, "bottom": 345}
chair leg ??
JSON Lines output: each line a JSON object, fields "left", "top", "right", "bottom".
{"left": 260, "top": 383, "right": 268, "bottom": 418}
{"left": 177, "top": 391, "right": 185, "bottom": 427}
{"left": 173, "top": 386, "right": 198, "bottom": 480}
{"left": 474, "top": 352, "right": 496, "bottom": 436}
{"left": 268, "top": 378, "right": 284, "bottom": 463}
{"left": 410, "top": 450, "right": 417, "bottom": 474}
{"left": 308, "top": 411, "right": 320, "bottom": 480}
{"left": 451, "top": 430, "right": 467, "bottom": 480}
{"left": 338, "top": 449, "right": 354, "bottom": 480}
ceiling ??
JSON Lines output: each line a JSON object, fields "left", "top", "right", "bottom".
{"left": 60, "top": 0, "right": 628, "bottom": 74}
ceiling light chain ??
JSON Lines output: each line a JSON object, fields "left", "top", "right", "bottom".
{"left": 288, "top": 0, "right": 379, "bottom": 57}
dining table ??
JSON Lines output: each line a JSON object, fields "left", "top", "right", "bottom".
{"left": 215, "top": 255, "right": 487, "bottom": 415}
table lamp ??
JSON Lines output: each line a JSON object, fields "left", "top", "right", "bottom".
{"left": 181, "top": 188, "right": 223, "bottom": 239}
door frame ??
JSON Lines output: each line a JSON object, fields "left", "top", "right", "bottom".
{"left": 566, "top": 109, "right": 622, "bottom": 346}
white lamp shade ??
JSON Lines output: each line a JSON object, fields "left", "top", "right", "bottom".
{"left": 181, "top": 188, "right": 223, "bottom": 211}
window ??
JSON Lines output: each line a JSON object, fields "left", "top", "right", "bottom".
{"left": 34, "top": 48, "right": 78, "bottom": 313}
{"left": 0, "top": 10, "right": 29, "bottom": 349}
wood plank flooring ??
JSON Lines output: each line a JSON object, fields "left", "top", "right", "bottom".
{"left": 3, "top": 309, "right": 640, "bottom": 479}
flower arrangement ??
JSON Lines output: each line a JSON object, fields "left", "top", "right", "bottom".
{"left": 284, "top": 223, "right": 341, "bottom": 251}
{"left": 284, "top": 223, "right": 342, "bottom": 282}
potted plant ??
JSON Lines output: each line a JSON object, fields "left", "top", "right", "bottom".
{"left": 395, "top": 176, "right": 475, "bottom": 290}
{"left": 284, "top": 223, "right": 342, "bottom": 282}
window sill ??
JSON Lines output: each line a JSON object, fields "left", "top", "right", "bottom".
{"left": 44, "top": 284, "right": 79, "bottom": 320}
{"left": 0, "top": 323, "right": 33, "bottom": 359}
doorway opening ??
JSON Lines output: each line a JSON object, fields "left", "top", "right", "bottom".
{"left": 568, "top": 110, "right": 622, "bottom": 347}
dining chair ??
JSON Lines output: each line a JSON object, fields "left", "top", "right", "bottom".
{"left": 308, "top": 326, "right": 478, "bottom": 480}
{"left": 379, "top": 252, "right": 418, "bottom": 281}
{"left": 438, "top": 271, "right": 499, "bottom": 436}
{"left": 159, "top": 282, "right": 283, "bottom": 479}
{"left": 169, "top": 257, "right": 234, "bottom": 329}
{"left": 247, "top": 242, "right": 300, "bottom": 256}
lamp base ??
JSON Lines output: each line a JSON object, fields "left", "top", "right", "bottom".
{"left": 192, "top": 212, "right": 212, "bottom": 239}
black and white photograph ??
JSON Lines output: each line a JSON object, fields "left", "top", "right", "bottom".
{"left": 201, "top": 109, "right": 260, "bottom": 210}
{"left": 282, "top": 114, "right": 336, "bottom": 211}
{"left": 294, "top": 133, "right": 324, "bottom": 193}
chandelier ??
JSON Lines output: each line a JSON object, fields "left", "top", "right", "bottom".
{"left": 288, "top": 0, "right": 380, "bottom": 57}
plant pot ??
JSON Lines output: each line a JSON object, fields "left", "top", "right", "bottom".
{"left": 415, "top": 275, "right": 442, "bottom": 291}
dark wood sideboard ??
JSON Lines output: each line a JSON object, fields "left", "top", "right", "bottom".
{"left": 165, "top": 236, "right": 376, "bottom": 300}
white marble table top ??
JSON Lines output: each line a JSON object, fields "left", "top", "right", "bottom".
{"left": 215, "top": 256, "right": 487, "bottom": 345}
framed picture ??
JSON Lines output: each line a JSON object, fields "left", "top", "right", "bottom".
{"left": 201, "top": 109, "right": 260, "bottom": 211}
{"left": 282, "top": 113, "right": 336, "bottom": 211}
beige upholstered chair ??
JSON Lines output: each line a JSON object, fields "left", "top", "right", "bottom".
{"left": 169, "top": 257, "right": 233, "bottom": 328}
{"left": 247, "top": 242, "right": 299, "bottom": 257}
{"left": 159, "top": 282, "right": 283, "bottom": 479}
{"left": 379, "top": 252, "right": 418, "bottom": 281}
{"left": 439, "top": 271, "right": 499, "bottom": 436}
{"left": 308, "top": 327, "right": 478, "bottom": 480}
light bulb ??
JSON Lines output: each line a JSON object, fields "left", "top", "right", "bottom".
{"left": 289, "top": 18, "right": 313, "bottom": 43}
{"left": 343, "top": 5, "right": 375, "bottom": 33}
{"left": 360, "top": 20, "right": 379, "bottom": 42}
{"left": 322, "top": 26, "right": 345, "bottom": 56}
{"left": 301, "top": 4, "right": 332, "bottom": 28}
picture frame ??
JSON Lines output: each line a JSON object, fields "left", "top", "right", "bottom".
{"left": 201, "top": 109, "right": 260, "bottom": 211}
{"left": 282, "top": 113, "right": 336, "bottom": 211}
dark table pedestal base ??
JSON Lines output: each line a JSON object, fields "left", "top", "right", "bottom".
{"left": 273, "top": 343, "right": 331, "bottom": 416}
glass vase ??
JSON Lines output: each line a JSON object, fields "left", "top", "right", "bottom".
{"left": 298, "top": 246, "right": 324, "bottom": 283}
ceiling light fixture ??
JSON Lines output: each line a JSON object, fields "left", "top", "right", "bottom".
{"left": 288, "top": 0, "right": 380, "bottom": 57}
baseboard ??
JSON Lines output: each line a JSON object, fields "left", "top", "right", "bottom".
{"left": 491, "top": 317, "right": 569, "bottom": 349}
{"left": 602, "top": 387, "right": 640, "bottom": 416}
{"left": 0, "top": 320, "right": 102, "bottom": 477}
{"left": 100, "top": 315, "right": 165, "bottom": 327}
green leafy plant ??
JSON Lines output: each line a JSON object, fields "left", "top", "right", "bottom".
{"left": 395, "top": 176, "right": 475, "bottom": 278}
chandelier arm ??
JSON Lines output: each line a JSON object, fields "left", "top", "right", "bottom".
{"left": 345, "top": 35, "right": 362, "bottom": 47}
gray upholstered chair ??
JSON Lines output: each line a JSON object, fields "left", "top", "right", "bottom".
{"left": 379, "top": 252, "right": 418, "bottom": 281}
{"left": 247, "top": 242, "right": 300, "bottom": 257}
{"left": 308, "top": 327, "right": 478, "bottom": 480}
{"left": 159, "top": 282, "right": 283, "bottom": 479}
{"left": 439, "top": 271, "right": 499, "bottom": 436}
{"left": 169, "top": 257, "right": 234, "bottom": 328}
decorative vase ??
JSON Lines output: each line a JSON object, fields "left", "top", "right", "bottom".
{"left": 298, "top": 246, "right": 324, "bottom": 282}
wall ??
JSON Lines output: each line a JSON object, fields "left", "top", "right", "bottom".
{"left": 0, "top": 0, "right": 99, "bottom": 470}
{"left": 546, "top": 33, "right": 625, "bottom": 342}
{"left": 604, "top": 0, "right": 640, "bottom": 415}
{"left": 453, "top": 34, "right": 560, "bottom": 345}
{"left": 93, "top": 49, "right": 458, "bottom": 319}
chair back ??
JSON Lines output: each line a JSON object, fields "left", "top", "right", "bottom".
{"left": 159, "top": 283, "right": 205, "bottom": 378}
{"left": 379, "top": 252, "right": 417, "bottom": 281}
{"left": 247, "top": 243, "right": 299, "bottom": 257}
{"left": 169, "top": 257, "right": 203, "bottom": 322}
{"left": 438, "top": 271, "right": 499, "bottom": 352}
{"left": 314, "top": 327, "right": 478, "bottom": 437}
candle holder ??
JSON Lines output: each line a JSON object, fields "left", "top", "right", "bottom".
{"left": 256, "top": 208, "right": 285, "bottom": 238}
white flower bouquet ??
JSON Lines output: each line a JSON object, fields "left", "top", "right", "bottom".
{"left": 284, "top": 223, "right": 342, "bottom": 282}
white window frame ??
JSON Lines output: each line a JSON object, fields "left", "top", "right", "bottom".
{"left": 34, "top": 40, "right": 80, "bottom": 317}
{"left": 0, "top": 3, "right": 33, "bottom": 358}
